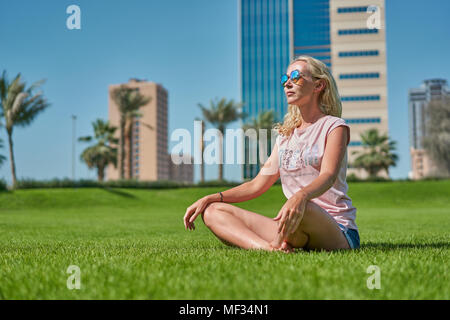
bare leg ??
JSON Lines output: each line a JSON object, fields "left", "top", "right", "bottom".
{"left": 285, "top": 201, "right": 350, "bottom": 251}
{"left": 200, "top": 201, "right": 349, "bottom": 252}
{"left": 201, "top": 203, "right": 273, "bottom": 251}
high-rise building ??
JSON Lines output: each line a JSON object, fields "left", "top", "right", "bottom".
{"left": 408, "top": 79, "right": 449, "bottom": 179}
{"left": 107, "top": 79, "right": 169, "bottom": 181}
{"left": 239, "top": 0, "right": 388, "bottom": 179}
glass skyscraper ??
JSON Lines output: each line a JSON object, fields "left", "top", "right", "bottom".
{"left": 240, "top": 0, "right": 291, "bottom": 178}
{"left": 293, "top": 0, "right": 331, "bottom": 68}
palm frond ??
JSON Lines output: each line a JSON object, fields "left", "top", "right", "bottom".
{"left": 351, "top": 128, "right": 398, "bottom": 177}
{"left": 79, "top": 118, "right": 119, "bottom": 177}
{"left": 198, "top": 97, "right": 245, "bottom": 130}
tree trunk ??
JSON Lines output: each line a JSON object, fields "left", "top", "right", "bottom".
{"left": 98, "top": 164, "right": 105, "bottom": 182}
{"left": 368, "top": 166, "right": 378, "bottom": 178}
{"left": 119, "top": 118, "right": 125, "bottom": 179}
{"left": 218, "top": 127, "right": 224, "bottom": 181}
{"left": 7, "top": 129, "right": 17, "bottom": 188}
{"left": 200, "top": 120, "right": 204, "bottom": 182}
{"left": 219, "top": 162, "right": 223, "bottom": 181}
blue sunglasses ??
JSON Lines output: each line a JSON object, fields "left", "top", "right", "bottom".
{"left": 280, "top": 69, "right": 309, "bottom": 87}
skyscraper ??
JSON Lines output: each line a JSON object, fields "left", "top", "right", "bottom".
{"left": 408, "top": 79, "right": 450, "bottom": 179}
{"left": 107, "top": 79, "right": 169, "bottom": 181}
{"left": 239, "top": 0, "right": 388, "bottom": 179}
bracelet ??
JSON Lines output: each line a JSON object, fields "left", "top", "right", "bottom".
{"left": 219, "top": 192, "right": 223, "bottom": 202}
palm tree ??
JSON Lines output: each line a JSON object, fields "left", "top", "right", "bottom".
{"left": 242, "top": 110, "right": 278, "bottom": 176}
{"left": 78, "top": 119, "right": 118, "bottom": 181}
{"left": 0, "top": 71, "right": 50, "bottom": 187}
{"left": 351, "top": 128, "right": 398, "bottom": 178}
{"left": 423, "top": 97, "right": 450, "bottom": 175}
{"left": 110, "top": 85, "right": 150, "bottom": 179}
{"left": 198, "top": 97, "right": 246, "bottom": 181}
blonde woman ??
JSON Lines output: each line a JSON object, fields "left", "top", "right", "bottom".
{"left": 183, "top": 55, "right": 359, "bottom": 253}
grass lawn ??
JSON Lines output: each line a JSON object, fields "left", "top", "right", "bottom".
{"left": 0, "top": 180, "right": 449, "bottom": 299}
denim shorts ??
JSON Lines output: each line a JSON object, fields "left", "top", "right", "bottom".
{"left": 337, "top": 223, "right": 360, "bottom": 249}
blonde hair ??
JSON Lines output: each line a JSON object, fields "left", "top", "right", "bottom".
{"left": 273, "top": 55, "right": 342, "bottom": 137}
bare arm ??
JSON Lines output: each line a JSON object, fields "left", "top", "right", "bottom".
{"left": 297, "top": 125, "right": 348, "bottom": 200}
{"left": 214, "top": 143, "right": 280, "bottom": 203}
{"left": 183, "top": 143, "right": 280, "bottom": 230}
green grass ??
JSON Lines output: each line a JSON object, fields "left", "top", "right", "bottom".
{"left": 0, "top": 180, "right": 449, "bottom": 299}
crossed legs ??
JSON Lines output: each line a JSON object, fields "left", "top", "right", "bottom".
{"left": 200, "top": 201, "right": 350, "bottom": 251}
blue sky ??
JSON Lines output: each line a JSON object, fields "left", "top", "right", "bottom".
{"left": 0, "top": 0, "right": 449, "bottom": 183}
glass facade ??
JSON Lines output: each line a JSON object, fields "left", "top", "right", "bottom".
{"left": 293, "top": 0, "right": 331, "bottom": 68}
{"left": 241, "top": 0, "right": 290, "bottom": 123}
{"left": 240, "top": 0, "right": 291, "bottom": 179}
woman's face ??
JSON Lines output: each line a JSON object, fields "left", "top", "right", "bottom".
{"left": 283, "top": 61, "right": 323, "bottom": 106}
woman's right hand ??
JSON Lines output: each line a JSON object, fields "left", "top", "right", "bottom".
{"left": 183, "top": 194, "right": 216, "bottom": 231}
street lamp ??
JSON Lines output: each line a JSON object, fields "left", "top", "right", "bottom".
{"left": 71, "top": 115, "right": 77, "bottom": 181}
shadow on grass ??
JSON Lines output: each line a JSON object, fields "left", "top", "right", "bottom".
{"left": 361, "top": 242, "right": 450, "bottom": 250}
{"left": 102, "top": 188, "right": 136, "bottom": 199}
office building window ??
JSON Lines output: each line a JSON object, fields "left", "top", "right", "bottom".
{"left": 349, "top": 141, "right": 363, "bottom": 146}
{"left": 341, "top": 95, "right": 380, "bottom": 101}
{"left": 340, "top": 72, "right": 380, "bottom": 79}
{"left": 339, "top": 50, "right": 379, "bottom": 57}
{"left": 343, "top": 117, "right": 381, "bottom": 124}
{"left": 337, "top": 6, "right": 369, "bottom": 13}
{"left": 338, "top": 28, "right": 378, "bottom": 35}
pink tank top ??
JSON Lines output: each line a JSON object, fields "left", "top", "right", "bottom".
{"left": 276, "top": 115, "right": 358, "bottom": 231}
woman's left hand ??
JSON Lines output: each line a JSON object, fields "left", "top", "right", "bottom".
{"left": 273, "top": 190, "right": 308, "bottom": 242}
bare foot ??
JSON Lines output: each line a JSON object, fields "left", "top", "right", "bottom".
{"left": 280, "top": 241, "right": 294, "bottom": 253}
{"left": 266, "top": 241, "right": 294, "bottom": 254}
{"left": 269, "top": 239, "right": 283, "bottom": 250}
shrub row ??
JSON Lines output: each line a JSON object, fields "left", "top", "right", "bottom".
{"left": 0, "top": 179, "right": 7, "bottom": 191}
{"left": 2, "top": 176, "right": 447, "bottom": 191}
{"left": 12, "top": 178, "right": 242, "bottom": 190}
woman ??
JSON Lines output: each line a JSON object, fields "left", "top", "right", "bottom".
{"left": 183, "top": 55, "right": 360, "bottom": 253}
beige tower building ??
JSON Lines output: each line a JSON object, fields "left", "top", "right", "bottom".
{"left": 107, "top": 79, "right": 169, "bottom": 181}
{"left": 330, "top": 0, "right": 388, "bottom": 178}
